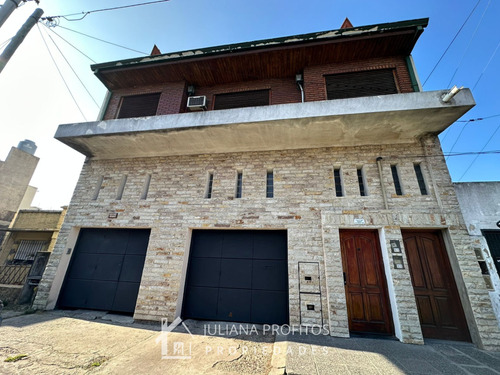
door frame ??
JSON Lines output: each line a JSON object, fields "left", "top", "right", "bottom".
{"left": 339, "top": 228, "right": 395, "bottom": 336}
{"left": 402, "top": 228, "right": 476, "bottom": 343}
{"left": 46, "top": 226, "right": 82, "bottom": 310}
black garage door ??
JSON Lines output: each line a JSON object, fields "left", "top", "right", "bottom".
{"left": 58, "top": 228, "right": 150, "bottom": 314}
{"left": 182, "top": 230, "right": 289, "bottom": 324}
{"left": 484, "top": 230, "right": 500, "bottom": 277}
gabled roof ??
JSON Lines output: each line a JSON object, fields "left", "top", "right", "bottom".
{"left": 92, "top": 18, "right": 428, "bottom": 90}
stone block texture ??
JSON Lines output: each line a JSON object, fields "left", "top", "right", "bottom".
{"left": 33, "top": 134, "right": 500, "bottom": 350}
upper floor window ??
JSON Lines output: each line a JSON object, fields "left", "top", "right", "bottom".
{"left": 266, "top": 170, "right": 274, "bottom": 198}
{"left": 117, "top": 93, "right": 161, "bottom": 119}
{"left": 391, "top": 165, "right": 403, "bottom": 196}
{"left": 214, "top": 89, "right": 269, "bottom": 110}
{"left": 235, "top": 171, "right": 243, "bottom": 199}
{"left": 325, "top": 69, "right": 398, "bottom": 100}
{"left": 413, "top": 163, "right": 428, "bottom": 195}
{"left": 14, "top": 240, "right": 47, "bottom": 262}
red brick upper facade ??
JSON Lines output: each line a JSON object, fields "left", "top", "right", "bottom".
{"left": 97, "top": 19, "right": 426, "bottom": 120}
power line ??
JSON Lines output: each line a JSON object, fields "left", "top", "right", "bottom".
{"left": 456, "top": 113, "right": 500, "bottom": 122}
{"left": 472, "top": 37, "right": 500, "bottom": 91}
{"left": 41, "top": 22, "right": 96, "bottom": 63}
{"left": 439, "top": 127, "right": 452, "bottom": 143}
{"left": 53, "top": 24, "right": 148, "bottom": 55}
{"left": 457, "top": 123, "right": 500, "bottom": 181}
{"left": 446, "top": 150, "right": 500, "bottom": 156}
{"left": 447, "top": 0, "right": 491, "bottom": 88}
{"left": 0, "top": 37, "right": 13, "bottom": 50}
{"left": 37, "top": 24, "right": 88, "bottom": 121}
{"left": 445, "top": 120, "right": 471, "bottom": 160}
{"left": 443, "top": 112, "right": 500, "bottom": 147}
{"left": 43, "top": 26, "right": 100, "bottom": 108}
{"left": 41, "top": 0, "right": 171, "bottom": 22}
{"left": 389, "top": 150, "right": 500, "bottom": 159}
{"left": 422, "top": 0, "right": 482, "bottom": 87}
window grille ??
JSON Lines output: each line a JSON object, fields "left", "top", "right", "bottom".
{"left": 14, "top": 240, "right": 46, "bottom": 261}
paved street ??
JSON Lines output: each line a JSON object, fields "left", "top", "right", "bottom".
{"left": 1, "top": 310, "right": 499, "bottom": 374}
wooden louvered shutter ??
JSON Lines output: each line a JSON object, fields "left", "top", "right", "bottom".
{"left": 326, "top": 69, "right": 398, "bottom": 100}
{"left": 214, "top": 89, "right": 269, "bottom": 110}
{"left": 117, "top": 93, "right": 161, "bottom": 119}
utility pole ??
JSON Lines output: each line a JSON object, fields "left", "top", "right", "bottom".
{"left": 0, "top": 7, "right": 43, "bottom": 74}
{"left": 0, "top": 0, "right": 23, "bottom": 29}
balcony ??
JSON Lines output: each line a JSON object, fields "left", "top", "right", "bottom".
{"left": 55, "top": 89, "right": 474, "bottom": 160}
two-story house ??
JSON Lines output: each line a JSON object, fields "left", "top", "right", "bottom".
{"left": 33, "top": 18, "right": 500, "bottom": 350}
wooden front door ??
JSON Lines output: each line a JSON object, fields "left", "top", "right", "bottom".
{"left": 402, "top": 231, "right": 471, "bottom": 342}
{"left": 340, "top": 230, "right": 394, "bottom": 335}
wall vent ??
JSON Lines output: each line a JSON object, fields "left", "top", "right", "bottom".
{"left": 187, "top": 95, "right": 207, "bottom": 111}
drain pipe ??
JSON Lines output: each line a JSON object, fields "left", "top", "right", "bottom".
{"left": 376, "top": 157, "right": 389, "bottom": 210}
{"left": 296, "top": 73, "right": 304, "bottom": 103}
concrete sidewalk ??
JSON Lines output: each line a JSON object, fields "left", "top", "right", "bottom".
{"left": 0, "top": 310, "right": 278, "bottom": 375}
{"left": 285, "top": 334, "right": 500, "bottom": 375}
{"left": 1, "top": 310, "right": 499, "bottom": 374}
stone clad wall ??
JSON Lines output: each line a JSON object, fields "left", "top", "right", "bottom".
{"left": 34, "top": 136, "right": 500, "bottom": 350}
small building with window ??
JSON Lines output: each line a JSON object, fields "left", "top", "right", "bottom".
{"left": 33, "top": 18, "right": 500, "bottom": 350}
{"left": 0, "top": 208, "right": 67, "bottom": 304}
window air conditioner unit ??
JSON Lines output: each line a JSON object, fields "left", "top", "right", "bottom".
{"left": 187, "top": 95, "right": 207, "bottom": 111}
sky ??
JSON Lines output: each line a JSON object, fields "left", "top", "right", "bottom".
{"left": 0, "top": 0, "right": 499, "bottom": 210}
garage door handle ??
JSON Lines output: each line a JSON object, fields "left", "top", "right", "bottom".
{"left": 343, "top": 272, "right": 346, "bottom": 285}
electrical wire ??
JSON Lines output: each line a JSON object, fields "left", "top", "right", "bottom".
{"left": 422, "top": 0, "right": 482, "bottom": 87}
{"left": 41, "top": 0, "right": 170, "bottom": 22}
{"left": 0, "top": 37, "right": 13, "bottom": 50}
{"left": 456, "top": 113, "right": 500, "bottom": 122}
{"left": 37, "top": 24, "right": 88, "bottom": 121}
{"left": 379, "top": 150, "right": 500, "bottom": 160}
{"left": 472, "top": 37, "right": 500, "bottom": 91}
{"left": 54, "top": 24, "right": 148, "bottom": 55}
{"left": 41, "top": 22, "right": 96, "bottom": 63}
{"left": 443, "top": 111, "right": 500, "bottom": 148}
{"left": 447, "top": 0, "right": 491, "bottom": 88}
{"left": 43, "top": 28, "right": 100, "bottom": 108}
{"left": 445, "top": 120, "right": 471, "bottom": 160}
{"left": 457, "top": 123, "right": 500, "bottom": 181}
{"left": 439, "top": 127, "right": 452, "bottom": 143}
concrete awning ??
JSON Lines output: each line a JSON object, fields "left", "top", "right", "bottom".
{"left": 55, "top": 89, "right": 475, "bottom": 160}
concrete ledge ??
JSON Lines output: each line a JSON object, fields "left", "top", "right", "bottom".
{"left": 55, "top": 90, "right": 475, "bottom": 159}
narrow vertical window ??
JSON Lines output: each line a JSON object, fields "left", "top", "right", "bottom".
{"left": 266, "top": 170, "right": 274, "bottom": 198}
{"left": 141, "top": 174, "right": 151, "bottom": 200}
{"left": 205, "top": 172, "right": 214, "bottom": 199}
{"left": 357, "top": 168, "right": 367, "bottom": 196}
{"left": 414, "top": 163, "right": 428, "bottom": 195}
{"left": 235, "top": 171, "right": 243, "bottom": 198}
{"left": 116, "top": 175, "right": 127, "bottom": 200}
{"left": 92, "top": 175, "right": 104, "bottom": 200}
{"left": 334, "top": 168, "right": 343, "bottom": 197}
{"left": 391, "top": 165, "right": 403, "bottom": 195}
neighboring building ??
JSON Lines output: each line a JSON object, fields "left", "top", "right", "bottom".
{"left": 0, "top": 208, "right": 67, "bottom": 304}
{"left": 454, "top": 182, "right": 500, "bottom": 326}
{"left": 0, "top": 140, "right": 39, "bottom": 246}
{"left": 33, "top": 18, "right": 500, "bottom": 350}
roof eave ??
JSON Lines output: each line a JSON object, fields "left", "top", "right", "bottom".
{"left": 91, "top": 17, "right": 428, "bottom": 74}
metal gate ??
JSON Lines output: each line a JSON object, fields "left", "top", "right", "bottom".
{"left": 484, "top": 230, "right": 500, "bottom": 277}
{"left": 58, "top": 228, "right": 150, "bottom": 314}
{"left": 182, "top": 230, "right": 289, "bottom": 324}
